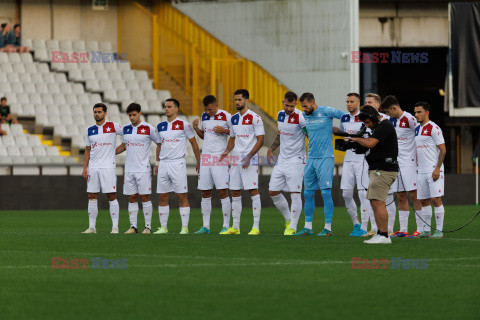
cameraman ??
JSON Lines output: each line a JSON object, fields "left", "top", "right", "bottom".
{"left": 349, "top": 105, "right": 398, "bottom": 244}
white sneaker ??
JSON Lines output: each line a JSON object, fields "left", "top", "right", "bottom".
{"left": 111, "top": 227, "right": 119, "bottom": 234}
{"left": 364, "top": 234, "right": 392, "bottom": 244}
{"left": 82, "top": 227, "right": 96, "bottom": 234}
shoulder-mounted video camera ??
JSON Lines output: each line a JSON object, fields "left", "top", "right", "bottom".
{"left": 334, "top": 124, "right": 370, "bottom": 154}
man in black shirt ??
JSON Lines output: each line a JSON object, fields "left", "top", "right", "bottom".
{"left": 0, "top": 97, "right": 16, "bottom": 124}
{"left": 350, "top": 105, "right": 398, "bottom": 244}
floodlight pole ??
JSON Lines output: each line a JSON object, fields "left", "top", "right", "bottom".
{"left": 476, "top": 157, "right": 479, "bottom": 206}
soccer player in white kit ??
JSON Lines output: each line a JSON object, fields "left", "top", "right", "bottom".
{"left": 267, "top": 91, "right": 306, "bottom": 235}
{"left": 364, "top": 93, "right": 394, "bottom": 235}
{"left": 219, "top": 89, "right": 265, "bottom": 235}
{"left": 82, "top": 103, "right": 123, "bottom": 234}
{"left": 115, "top": 103, "right": 159, "bottom": 234}
{"left": 192, "top": 95, "right": 232, "bottom": 234}
{"left": 414, "top": 102, "right": 446, "bottom": 238}
{"left": 153, "top": 98, "right": 200, "bottom": 234}
{"left": 381, "top": 96, "right": 423, "bottom": 238}
{"left": 337, "top": 93, "right": 369, "bottom": 237}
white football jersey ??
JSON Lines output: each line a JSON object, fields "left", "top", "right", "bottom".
{"left": 415, "top": 121, "right": 445, "bottom": 173}
{"left": 85, "top": 121, "right": 122, "bottom": 169}
{"left": 379, "top": 112, "right": 390, "bottom": 121}
{"left": 230, "top": 109, "right": 265, "bottom": 160}
{"left": 276, "top": 108, "right": 306, "bottom": 164}
{"left": 199, "top": 109, "right": 231, "bottom": 155}
{"left": 156, "top": 118, "right": 195, "bottom": 161}
{"left": 122, "top": 121, "right": 159, "bottom": 173}
{"left": 339, "top": 111, "right": 367, "bottom": 162}
{"left": 390, "top": 111, "right": 417, "bottom": 167}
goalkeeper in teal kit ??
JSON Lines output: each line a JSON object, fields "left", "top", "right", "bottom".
{"left": 295, "top": 93, "right": 344, "bottom": 236}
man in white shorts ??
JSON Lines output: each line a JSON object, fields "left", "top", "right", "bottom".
{"left": 336, "top": 93, "right": 370, "bottom": 236}
{"left": 82, "top": 103, "right": 122, "bottom": 234}
{"left": 154, "top": 98, "right": 200, "bottom": 234}
{"left": 364, "top": 93, "right": 394, "bottom": 235}
{"left": 116, "top": 103, "right": 159, "bottom": 234}
{"left": 192, "top": 95, "right": 232, "bottom": 234}
{"left": 414, "top": 101, "right": 446, "bottom": 238}
{"left": 219, "top": 89, "right": 265, "bottom": 235}
{"left": 267, "top": 91, "right": 306, "bottom": 235}
{"left": 381, "top": 95, "right": 423, "bottom": 238}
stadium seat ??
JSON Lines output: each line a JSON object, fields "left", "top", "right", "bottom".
{"left": 117, "top": 90, "right": 131, "bottom": 101}
{"left": 54, "top": 73, "right": 68, "bottom": 83}
{"left": 22, "top": 38, "right": 32, "bottom": 48}
{"left": 104, "top": 61, "right": 118, "bottom": 71}
{"left": 113, "top": 79, "right": 126, "bottom": 90}
{"left": 7, "top": 73, "right": 20, "bottom": 83}
{"left": 82, "top": 69, "right": 96, "bottom": 81}
{"left": 0, "top": 52, "right": 8, "bottom": 63}
{"left": 59, "top": 40, "right": 73, "bottom": 51}
{"left": 23, "top": 83, "right": 36, "bottom": 94}
{"left": 86, "top": 41, "right": 99, "bottom": 51}
{"left": 9, "top": 53, "right": 21, "bottom": 63}
{"left": 0, "top": 73, "right": 6, "bottom": 82}
{"left": 86, "top": 79, "right": 100, "bottom": 91}
{"left": 29, "top": 93, "right": 42, "bottom": 104}
{"left": 72, "top": 115, "right": 86, "bottom": 125}
{"left": 89, "top": 93, "right": 102, "bottom": 104}
{"left": 46, "top": 39, "right": 59, "bottom": 50}
{"left": 79, "top": 62, "right": 92, "bottom": 70}
{"left": 11, "top": 83, "right": 24, "bottom": 94}
{"left": 1, "top": 123, "right": 11, "bottom": 135}
{"left": 73, "top": 40, "right": 86, "bottom": 51}
{"left": 37, "top": 63, "right": 50, "bottom": 74}
{"left": 95, "top": 70, "right": 110, "bottom": 80}
{"left": 35, "top": 104, "right": 48, "bottom": 114}
{"left": 46, "top": 104, "right": 60, "bottom": 115}
{"left": 91, "top": 62, "right": 104, "bottom": 71}
{"left": 148, "top": 115, "right": 161, "bottom": 124}
{"left": 65, "top": 61, "right": 79, "bottom": 71}
{"left": 103, "top": 89, "right": 117, "bottom": 102}
{"left": 77, "top": 93, "right": 90, "bottom": 105}
{"left": 31, "top": 73, "right": 43, "bottom": 83}
{"left": 59, "top": 83, "right": 73, "bottom": 94}
{"left": 148, "top": 100, "right": 164, "bottom": 113}
{"left": 139, "top": 80, "right": 153, "bottom": 90}
{"left": 0, "top": 82, "right": 11, "bottom": 93}
{"left": 71, "top": 83, "right": 84, "bottom": 94}
{"left": 20, "top": 53, "right": 33, "bottom": 64}
{"left": 2, "top": 63, "right": 13, "bottom": 73}
{"left": 48, "top": 83, "right": 61, "bottom": 94}
{"left": 12, "top": 63, "right": 26, "bottom": 73}
{"left": 130, "top": 89, "right": 144, "bottom": 100}
{"left": 47, "top": 147, "right": 60, "bottom": 156}
{"left": 0, "top": 146, "right": 8, "bottom": 157}
{"left": 20, "top": 146, "right": 34, "bottom": 156}
{"left": 126, "top": 79, "right": 139, "bottom": 90}
{"left": 121, "top": 70, "right": 135, "bottom": 80}
{"left": 65, "top": 93, "right": 78, "bottom": 105}
{"left": 51, "top": 62, "right": 66, "bottom": 72}
{"left": 22, "top": 104, "right": 35, "bottom": 116}
{"left": 53, "top": 93, "right": 66, "bottom": 105}
{"left": 118, "top": 61, "right": 131, "bottom": 71}
{"left": 2, "top": 135, "right": 15, "bottom": 146}
{"left": 108, "top": 70, "right": 122, "bottom": 81}
{"left": 15, "top": 136, "right": 29, "bottom": 147}
{"left": 33, "top": 48, "right": 49, "bottom": 62}
{"left": 99, "top": 79, "right": 113, "bottom": 90}
{"left": 68, "top": 69, "right": 83, "bottom": 82}
{"left": 42, "top": 73, "right": 56, "bottom": 83}
{"left": 99, "top": 41, "right": 112, "bottom": 52}
{"left": 143, "top": 90, "right": 158, "bottom": 101}
{"left": 19, "top": 73, "right": 32, "bottom": 83}
{"left": 41, "top": 93, "right": 54, "bottom": 104}
{"left": 32, "top": 39, "right": 46, "bottom": 50}
{"left": 8, "top": 146, "right": 21, "bottom": 156}
{"left": 10, "top": 103, "right": 22, "bottom": 115}
{"left": 33, "top": 146, "right": 47, "bottom": 156}
{"left": 5, "top": 93, "right": 17, "bottom": 103}
{"left": 135, "top": 70, "right": 149, "bottom": 81}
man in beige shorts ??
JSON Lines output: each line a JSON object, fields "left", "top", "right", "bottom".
{"left": 350, "top": 105, "right": 399, "bottom": 244}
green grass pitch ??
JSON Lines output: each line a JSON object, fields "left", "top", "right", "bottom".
{"left": 1, "top": 205, "right": 479, "bottom": 319}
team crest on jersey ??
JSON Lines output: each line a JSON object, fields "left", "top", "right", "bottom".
{"left": 87, "top": 125, "right": 98, "bottom": 136}
{"left": 277, "top": 112, "right": 286, "bottom": 122}
{"left": 157, "top": 121, "right": 168, "bottom": 132}
{"left": 242, "top": 114, "right": 253, "bottom": 125}
{"left": 214, "top": 112, "right": 227, "bottom": 121}
{"left": 399, "top": 116, "right": 409, "bottom": 128}
{"left": 137, "top": 125, "right": 150, "bottom": 135}
{"left": 123, "top": 125, "right": 133, "bottom": 135}
{"left": 421, "top": 124, "right": 432, "bottom": 136}
{"left": 231, "top": 114, "right": 240, "bottom": 125}
{"left": 201, "top": 113, "right": 210, "bottom": 121}
{"left": 172, "top": 120, "right": 184, "bottom": 130}
{"left": 287, "top": 112, "right": 299, "bottom": 124}
{"left": 103, "top": 122, "right": 116, "bottom": 133}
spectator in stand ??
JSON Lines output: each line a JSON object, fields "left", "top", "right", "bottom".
{"left": 0, "top": 97, "right": 17, "bottom": 124}
{"left": 0, "top": 23, "right": 17, "bottom": 53}
{"left": 8, "top": 24, "right": 28, "bottom": 53}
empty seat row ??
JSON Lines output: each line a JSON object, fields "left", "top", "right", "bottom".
{"left": 27, "top": 39, "right": 112, "bottom": 52}
{"left": 3, "top": 92, "right": 101, "bottom": 105}
{"left": 0, "top": 72, "right": 67, "bottom": 84}
{"left": 11, "top": 103, "right": 120, "bottom": 117}
{"left": 1, "top": 62, "right": 50, "bottom": 74}
{"left": 0, "top": 82, "right": 84, "bottom": 94}
{"left": 86, "top": 78, "right": 152, "bottom": 91}
{"left": 1, "top": 123, "right": 24, "bottom": 136}
{"left": 0, "top": 52, "right": 33, "bottom": 64}
{"left": 0, "top": 155, "right": 78, "bottom": 165}
{"left": 68, "top": 69, "right": 142, "bottom": 82}
{"left": 1, "top": 134, "right": 41, "bottom": 147}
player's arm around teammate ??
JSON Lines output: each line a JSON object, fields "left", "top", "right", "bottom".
{"left": 267, "top": 91, "right": 305, "bottom": 235}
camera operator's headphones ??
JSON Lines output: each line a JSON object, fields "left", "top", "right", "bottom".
{"left": 358, "top": 109, "right": 380, "bottom": 126}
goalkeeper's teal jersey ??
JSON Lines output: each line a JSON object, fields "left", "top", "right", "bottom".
{"left": 303, "top": 105, "right": 344, "bottom": 159}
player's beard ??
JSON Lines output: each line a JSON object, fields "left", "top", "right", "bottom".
{"left": 236, "top": 104, "right": 245, "bottom": 111}
{"left": 95, "top": 115, "right": 105, "bottom": 123}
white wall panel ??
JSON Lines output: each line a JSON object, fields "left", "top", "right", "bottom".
{"left": 175, "top": 0, "right": 359, "bottom": 112}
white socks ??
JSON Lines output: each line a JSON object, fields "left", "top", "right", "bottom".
{"left": 158, "top": 205, "right": 169, "bottom": 228}
{"left": 109, "top": 199, "right": 119, "bottom": 229}
{"left": 180, "top": 207, "right": 190, "bottom": 229}
{"left": 414, "top": 209, "right": 424, "bottom": 232}
{"left": 142, "top": 201, "right": 152, "bottom": 229}
{"left": 290, "top": 193, "right": 302, "bottom": 231}
{"left": 232, "top": 196, "right": 242, "bottom": 230}
{"left": 88, "top": 199, "right": 98, "bottom": 229}
{"left": 220, "top": 197, "right": 231, "bottom": 229}
{"left": 398, "top": 210, "right": 409, "bottom": 233}
{"left": 358, "top": 189, "right": 370, "bottom": 231}
{"left": 386, "top": 194, "right": 396, "bottom": 231}
{"left": 422, "top": 205, "right": 433, "bottom": 232}
{"left": 343, "top": 189, "right": 359, "bottom": 225}
{"left": 434, "top": 205, "right": 445, "bottom": 231}
{"left": 271, "top": 194, "right": 290, "bottom": 222}
{"left": 252, "top": 194, "right": 261, "bottom": 230}
{"left": 305, "top": 221, "right": 313, "bottom": 229}
{"left": 128, "top": 202, "right": 139, "bottom": 229}
{"left": 201, "top": 197, "right": 212, "bottom": 229}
